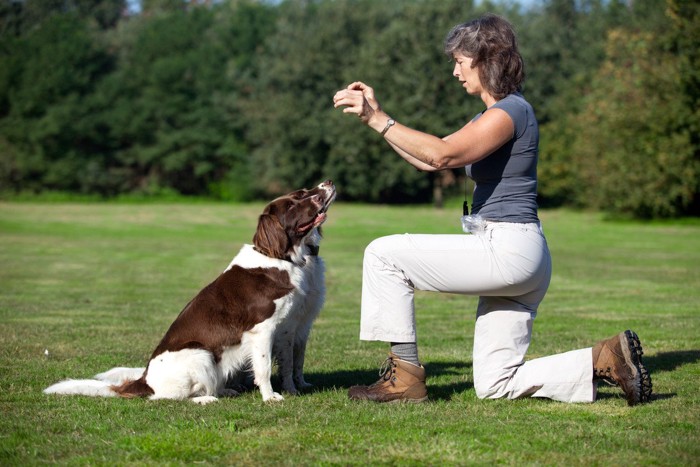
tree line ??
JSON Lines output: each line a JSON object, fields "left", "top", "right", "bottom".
{"left": 0, "top": 0, "right": 698, "bottom": 218}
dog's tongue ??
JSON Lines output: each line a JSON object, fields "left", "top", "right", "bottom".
{"left": 313, "top": 212, "right": 326, "bottom": 227}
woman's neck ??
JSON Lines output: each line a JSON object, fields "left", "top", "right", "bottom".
{"left": 481, "top": 92, "right": 498, "bottom": 108}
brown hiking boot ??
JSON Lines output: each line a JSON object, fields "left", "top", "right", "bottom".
{"left": 348, "top": 354, "right": 428, "bottom": 403}
{"left": 592, "top": 330, "right": 652, "bottom": 406}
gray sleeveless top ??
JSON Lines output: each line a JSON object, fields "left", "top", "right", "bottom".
{"left": 465, "top": 93, "right": 540, "bottom": 223}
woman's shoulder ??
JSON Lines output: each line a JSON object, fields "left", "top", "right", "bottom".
{"left": 492, "top": 93, "right": 536, "bottom": 137}
{"left": 494, "top": 93, "right": 532, "bottom": 113}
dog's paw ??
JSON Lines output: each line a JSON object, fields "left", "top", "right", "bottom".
{"left": 191, "top": 396, "right": 219, "bottom": 405}
{"left": 295, "top": 380, "right": 314, "bottom": 391}
{"left": 226, "top": 382, "right": 253, "bottom": 393}
{"left": 262, "top": 392, "right": 284, "bottom": 402}
{"left": 220, "top": 388, "right": 240, "bottom": 398}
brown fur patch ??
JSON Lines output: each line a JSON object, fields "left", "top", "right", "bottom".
{"left": 112, "top": 376, "right": 154, "bottom": 398}
{"left": 150, "top": 266, "right": 294, "bottom": 362}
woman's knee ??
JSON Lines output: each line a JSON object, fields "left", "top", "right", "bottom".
{"left": 364, "top": 235, "right": 404, "bottom": 266}
{"left": 365, "top": 235, "right": 403, "bottom": 255}
{"left": 473, "top": 368, "right": 512, "bottom": 399}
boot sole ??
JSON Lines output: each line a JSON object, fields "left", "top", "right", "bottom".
{"left": 386, "top": 396, "right": 428, "bottom": 404}
{"left": 621, "top": 330, "right": 653, "bottom": 405}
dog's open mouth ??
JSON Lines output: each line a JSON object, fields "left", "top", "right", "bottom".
{"left": 297, "top": 186, "right": 335, "bottom": 234}
{"left": 297, "top": 211, "right": 326, "bottom": 234}
{"left": 313, "top": 211, "right": 327, "bottom": 227}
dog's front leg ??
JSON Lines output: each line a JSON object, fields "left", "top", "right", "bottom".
{"left": 274, "top": 324, "right": 299, "bottom": 395}
{"left": 292, "top": 332, "right": 314, "bottom": 390}
{"left": 293, "top": 262, "right": 325, "bottom": 390}
{"left": 250, "top": 327, "right": 284, "bottom": 402}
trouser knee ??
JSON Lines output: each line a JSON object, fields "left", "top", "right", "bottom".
{"left": 363, "top": 235, "right": 403, "bottom": 270}
{"left": 365, "top": 235, "right": 400, "bottom": 256}
{"left": 473, "top": 374, "right": 508, "bottom": 400}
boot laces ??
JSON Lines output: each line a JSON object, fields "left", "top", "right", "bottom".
{"left": 594, "top": 367, "right": 617, "bottom": 386}
{"left": 362, "top": 357, "right": 398, "bottom": 390}
{"left": 372, "top": 357, "right": 397, "bottom": 385}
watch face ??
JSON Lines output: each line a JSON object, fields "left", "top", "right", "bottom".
{"left": 382, "top": 118, "right": 395, "bottom": 135}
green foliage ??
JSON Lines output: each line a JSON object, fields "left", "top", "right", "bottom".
{"left": 244, "top": 0, "right": 489, "bottom": 202}
{"left": 0, "top": 0, "right": 697, "bottom": 216}
{"left": 0, "top": 0, "right": 274, "bottom": 200}
{"left": 0, "top": 0, "right": 125, "bottom": 35}
{"left": 0, "top": 14, "right": 114, "bottom": 193}
{"left": 103, "top": 8, "right": 240, "bottom": 195}
{"left": 572, "top": 30, "right": 698, "bottom": 218}
{"left": 537, "top": 0, "right": 700, "bottom": 218}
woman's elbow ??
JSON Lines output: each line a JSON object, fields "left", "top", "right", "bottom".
{"left": 415, "top": 164, "right": 438, "bottom": 173}
{"left": 428, "top": 156, "right": 454, "bottom": 171}
{"left": 417, "top": 151, "right": 449, "bottom": 170}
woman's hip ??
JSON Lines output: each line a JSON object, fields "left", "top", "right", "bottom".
{"left": 364, "top": 226, "right": 551, "bottom": 297}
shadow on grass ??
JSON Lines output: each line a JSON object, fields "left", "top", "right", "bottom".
{"left": 645, "top": 350, "right": 700, "bottom": 373}
{"left": 302, "top": 360, "right": 473, "bottom": 402}
{"left": 280, "top": 351, "right": 698, "bottom": 402}
{"left": 644, "top": 350, "right": 699, "bottom": 402}
{"left": 594, "top": 350, "right": 699, "bottom": 403}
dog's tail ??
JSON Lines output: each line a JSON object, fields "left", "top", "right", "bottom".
{"left": 44, "top": 366, "right": 153, "bottom": 398}
{"left": 43, "top": 379, "right": 118, "bottom": 397}
{"left": 94, "top": 367, "right": 146, "bottom": 384}
{"left": 111, "top": 375, "right": 154, "bottom": 398}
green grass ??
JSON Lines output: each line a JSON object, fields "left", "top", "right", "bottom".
{"left": 1, "top": 201, "right": 698, "bottom": 465}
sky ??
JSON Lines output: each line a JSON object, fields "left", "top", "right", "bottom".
{"left": 125, "top": 0, "right": 544, "bottom": 15}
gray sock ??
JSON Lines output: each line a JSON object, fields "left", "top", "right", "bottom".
{"left": 390, "top": 342, "right": 420, "bottom": 366}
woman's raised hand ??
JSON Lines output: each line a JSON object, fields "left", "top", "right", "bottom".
{"left": 333, "top": 81, "right": 382, "bottom": 124}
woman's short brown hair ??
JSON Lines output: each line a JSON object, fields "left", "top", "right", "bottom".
{"left": 444, "top": 14, "right": 525, "bottom": 100}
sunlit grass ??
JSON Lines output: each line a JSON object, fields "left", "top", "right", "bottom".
{"left": 1, "top": 201, "right": 698, "bottom": 465}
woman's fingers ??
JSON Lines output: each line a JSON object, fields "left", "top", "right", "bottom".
{"left": 347, "top": 82, "right": 376, "bottom": 102}
{"left": 334, "top": 83, "right": 378, "bottom": 123}
{"left": 346, "top": 81, "right": 368, "bottom": 91}
{"left": 333, "top": 89, "right": 362, "bottom": 108}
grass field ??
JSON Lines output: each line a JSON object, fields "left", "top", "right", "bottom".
{"left": 1, "top": 201, "right": 699, "bottom": 465}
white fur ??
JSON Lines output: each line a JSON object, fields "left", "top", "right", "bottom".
{"left": 273, "top": 248, "right": 325, "bottom": 394}
{"left": 94, "top": 367, "right": 146, "bottom": 384}
{"left": 225, "top": 243, "right": 306, "bottom": 276}
{"left": 146, "top": 349, "right": 221, "bottom": 401}
{"left": 43, "top": 379, "right": 117, "bottom": 397}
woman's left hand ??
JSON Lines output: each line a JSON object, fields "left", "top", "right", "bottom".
{"left": 333, "top": 81, "right": 382, "bottom": 125}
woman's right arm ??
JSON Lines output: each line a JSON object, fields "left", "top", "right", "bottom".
{"left": 333, "top": 81, "right": 513, "bottom": 171}
{"left": 385, "top": 125, "right": 473, "bottom": 172}
{"left": 385, "top": 140, "right": 440, "bottom": 172}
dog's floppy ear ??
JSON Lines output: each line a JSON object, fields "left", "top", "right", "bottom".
{"left": 253, "top": 214, "right": 289, "bottom": 259}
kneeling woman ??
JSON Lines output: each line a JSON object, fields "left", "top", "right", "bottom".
{"left": 332, "top": 14, "right": 651, "bottom": 406}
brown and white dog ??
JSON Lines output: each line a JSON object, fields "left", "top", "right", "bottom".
{"left": 44, "top": 180, "right": 336, "bottom": 404}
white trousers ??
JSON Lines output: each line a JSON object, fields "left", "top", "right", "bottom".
{"left": 360, "top": 222, "right": 595, "bottom": 403}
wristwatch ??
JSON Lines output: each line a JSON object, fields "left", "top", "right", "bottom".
{"left": 381, "top": 118, "right": 396, "bottom": 136}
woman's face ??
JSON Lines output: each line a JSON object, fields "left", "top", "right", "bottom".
{"left": 452, "top": 53, "right": 482, "bottom": 96}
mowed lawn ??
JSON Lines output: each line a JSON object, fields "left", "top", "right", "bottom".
{"left": 0, "top": 201, "right": 698, "bottom": 465}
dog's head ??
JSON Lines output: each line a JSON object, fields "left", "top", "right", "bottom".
{"left": 253, "top": 180, "right": 336, "bottom": 264}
